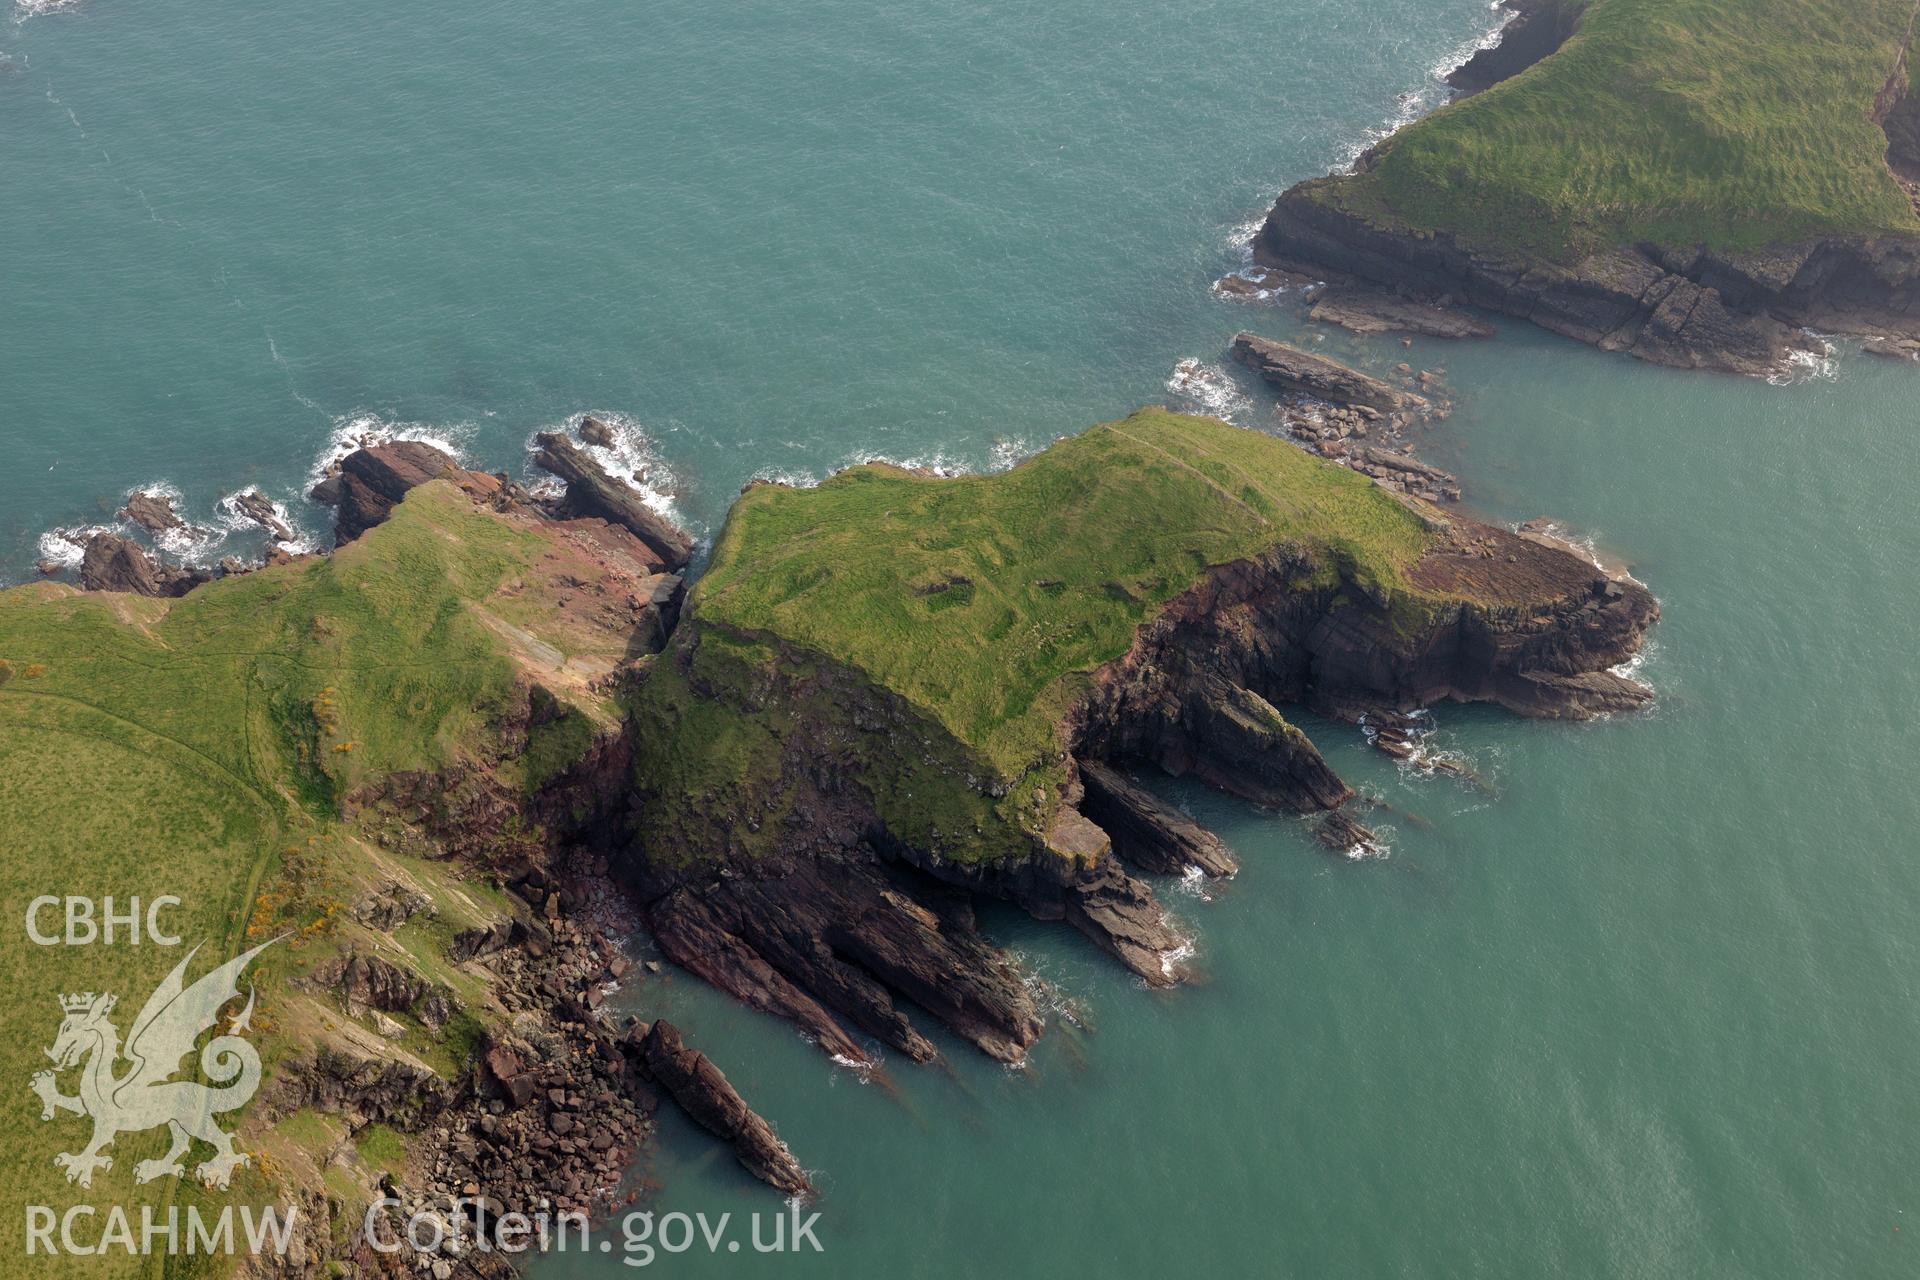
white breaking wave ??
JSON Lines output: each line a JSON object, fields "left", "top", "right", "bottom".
{"left": 214, "top": 489, "right": 321, "bottom": 557}
{"left": 525, "top": 409, "right": 689, "bottom": 536}
{"left": 749, "top": 467, "right": 822, "bottom": 490}
{"left": 988, "top": 436, "right": 1041, "bottom": 472}
{"left": 1767, "top": 335, "right": 1840, "bottom": 386}
{"left": 34, "top": 523, "right": 107, "bottom": 570}
{"left": 1166, "top": 357, "right": 1251, "bottom": 423}
{"left": 308, "top": 411, "right": 475, "bottom": 496}
{"left": 1335, "top": 1, "right": 1518, "bottom": 171}
{"left": 834, "top": 446, "right": 968, "bottom": 477}
{"left": 124, "top": 481, "right": 226, "bottom": 563}
{"left": 12, "top": 0, "right": 82, "bottom": 20}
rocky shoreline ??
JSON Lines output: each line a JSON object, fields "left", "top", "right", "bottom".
{"left": 24, "top": 402, "right": 1657, "bottom": 1278}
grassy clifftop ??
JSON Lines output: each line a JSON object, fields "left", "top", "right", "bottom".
{"left": 636, "top": 410, "right": 1438, "bottom": 866}
{"left": 0, "top": 482, "right": 631, "bottom": 1270}
{"left": 1320, "top": 0, "right": 1920, "bottom": 258}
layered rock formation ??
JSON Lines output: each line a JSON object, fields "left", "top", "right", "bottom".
{"left": 533, "top": 430, "right": 694, "bottom": 571}
{"left": 620, "top": 411, "right": 1656, "bottom": 1070}
{"left": 635, "top": 1020, "right": 810, "bottom": 1194}
{"left": 77, "top": 531, "right": 209, "bottom": 596}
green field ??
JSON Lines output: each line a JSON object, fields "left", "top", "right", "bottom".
{"left": 1317, "top": 0, "right": 1920, "bottom": 257}
{"left": 0, "top": 483, "right": 619, "bottom": 1274}
{"left": 637, "top": 411, "right": 1438, "bottom": 865}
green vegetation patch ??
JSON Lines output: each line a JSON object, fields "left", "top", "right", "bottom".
{"left": 1316, "top": 0, "right": 1920, "bottom": 257}
{"left": 639, "top": 411, "right": 1434, "bottom": 865}
{"left": 0, "top": 481, "right": 612, "bottom": 1268}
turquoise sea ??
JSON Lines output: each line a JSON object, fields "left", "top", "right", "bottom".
{"left": 4, "top": 0, "right": 1916, "bottom": 1276}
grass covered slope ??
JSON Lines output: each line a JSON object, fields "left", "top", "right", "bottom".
{"left": 635, "top": 411, "right": 1436, "bottom": 866}
{"left": 0, "top": 482, "right": 630, "bottom": 1270}
{"left": 1324, "top": 0, "right": 1920, "bottom": 258}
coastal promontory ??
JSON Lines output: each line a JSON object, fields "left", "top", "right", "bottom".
{"left": 621, "top": 410, "right": 1656, "bottom": 1064}
{"left": 1257, "top": 0, "right": 1920, "bottom": 373}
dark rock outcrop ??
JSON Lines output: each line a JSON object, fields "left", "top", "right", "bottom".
{"left": 1231, "top": 332, "right": 1429, "bottom": 413}
{"left": 642, "top": 855, "right": 1045, "bottom": 1067}
{"left": 1078, "top": 759, "right": 1238, "bottom": 878}
{"left": 635, "top": 1019, "right": 811, "bottom": 1195}
{"left": 77, "top": 532, "right": 209, "bottom": 597}
{"left": 1077, "top": 518, "right": 1656, "bottom": 757}
{"left": 532, "top": 432, "right": 693, "bottom": 571}
{"left": 1447, "top": 0, "right": 1584, "bottom": 96}
{"left": 227, "top": 488, "right": 294, "bottom": 542}
{"left": 319, "top": 440, "right": 460, "bottom": 544}
{"left": 121, "top": 489, "right": 183, "bottom": 534}
{"left": 577, "top": 414, "right": 616, "bottom": 448}
{"left": 1256, "top": 192, "right": 1828, "bottom": 377}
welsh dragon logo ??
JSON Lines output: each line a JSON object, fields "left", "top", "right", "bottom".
{"left": 28, "top": 939, "right": 276, "bottom": 1190}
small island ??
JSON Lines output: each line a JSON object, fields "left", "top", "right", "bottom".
{"left": 1259, "top": 0, "right": 1920, "bottom": 373}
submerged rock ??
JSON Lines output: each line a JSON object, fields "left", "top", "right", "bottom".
{"left": 1309, "top": 289, "right": 1494, "bottom": 339}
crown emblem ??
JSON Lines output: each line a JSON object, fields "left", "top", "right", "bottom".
{"left": 60, "top": 993, "right": 100, "bottom": 1013}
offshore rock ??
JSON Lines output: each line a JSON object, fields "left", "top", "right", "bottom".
{"left": 636, "top": 1019, "right": 811, "bottom": 1195}
{"left": 121, "top": 489, "right": 183, "bottom": 533}
{"left": 532, "top": 431, "right": 693, "bottom": 571}
{"left": 1230, "top": 332, "right": 1429, "bottom": 413}
{"left": 227, "top": 488, "right": 294, "bottom": 542}
{"left": 77, "top": 532, "right": 209, "bottom": 597}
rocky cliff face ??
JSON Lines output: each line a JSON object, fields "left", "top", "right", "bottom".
{"left": 621, "top": 490, "right": 1655, "bottom": 1072}
{"left": 1260, "top": 186, "right": 1920, "bottom": 376}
